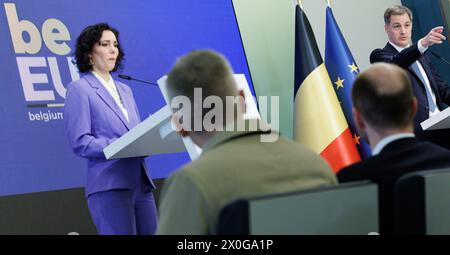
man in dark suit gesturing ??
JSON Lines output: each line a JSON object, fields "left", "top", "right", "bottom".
{"left": 337, "top": 63, "right": 450, "bottom": 234}
{"left": 370, "top": 5, "right": 450, "bottom": 148}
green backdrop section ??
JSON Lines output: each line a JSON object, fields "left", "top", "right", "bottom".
{"left": 233, "top": 0, "right": 295, "bottom": 138}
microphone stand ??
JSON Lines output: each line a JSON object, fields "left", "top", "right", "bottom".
{"left": 118, "top": 74, "right": 159, "bottom": 86}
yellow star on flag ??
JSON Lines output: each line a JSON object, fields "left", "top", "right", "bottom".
{"left": 353, "top": 134, "right": 361, "bottom": 145}
{"left": 348, "top": 63, "right": 359, "bottom": 73}
{"left": 334, "top": 77, "right": 344, "bottom": 89}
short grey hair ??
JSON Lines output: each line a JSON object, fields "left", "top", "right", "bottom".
{"left": 384, "top": 5, "right": 413, "bottom": 25}
{"left": 166, "top": 50, "right": 240, "bottom": 131}
{"left": 166, "top": 50, "right": 237, "bottom": 102}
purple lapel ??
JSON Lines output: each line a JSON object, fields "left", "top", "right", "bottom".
{"left": 115, "top": 80, "right": 140, "bottom": 128}
{"left": 83, "top": 73, "right": 132, "bottom": 130}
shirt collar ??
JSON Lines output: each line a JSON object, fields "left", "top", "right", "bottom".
{"left": 372, "top": 133, "right": 415, "bottom": 155}
{"left": 91, "top": 71, "right": 114, "bottom": 88}
{"left": 389, "top": 41, "right": 410, "bottom": 52}
{"left": 202, "top": 119, "right": 273, "bottom": 153}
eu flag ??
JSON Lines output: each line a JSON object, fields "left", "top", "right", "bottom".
{"left": 325, "top": 6, "right": 372, "bottom": 158}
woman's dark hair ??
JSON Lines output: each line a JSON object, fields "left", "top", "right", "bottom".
{"left": 73, "top": 23, "right": 125, "bottom": 73}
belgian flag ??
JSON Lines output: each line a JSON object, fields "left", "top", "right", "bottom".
{"left": 293, "top": 3, "right": 360, "bottom": 173}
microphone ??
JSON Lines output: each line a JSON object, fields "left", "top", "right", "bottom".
{"left": 118, "top": 74, "right": 159, "bottom": 86}
{"left": 431, "top": 51, "right": 450, "bottom": 66}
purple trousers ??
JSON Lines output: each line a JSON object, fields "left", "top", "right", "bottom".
{"left": 87, "top": 172, "right": 158, "bottom": 235}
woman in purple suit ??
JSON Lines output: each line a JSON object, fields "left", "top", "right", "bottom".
{"left": 64, "top": 23, "right": 158, "bottom": 235}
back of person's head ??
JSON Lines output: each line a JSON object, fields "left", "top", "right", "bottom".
{"left": 352, "top": 63, "right": 415, "bottom": 131}
{"left": 384, "top": 5, "right": 413, "bottom": 25}
{"left": 166, "top": 50, "right": 242, "bottom": 133}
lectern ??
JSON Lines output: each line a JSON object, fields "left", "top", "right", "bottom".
{"left": 421, "top": 107, "right": 450, "bottom": 131}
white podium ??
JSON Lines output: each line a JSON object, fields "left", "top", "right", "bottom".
{"left": 421, "top": 107, "right": 450, "bottom": 131}
{"left": 103, "top": 105, "right": 187, "bottom": 159}
{"left": 103, "top": 74, "right": 259, "bottom": 160}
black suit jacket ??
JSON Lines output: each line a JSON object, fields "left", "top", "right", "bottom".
{"left": 337, "top": 137, "right": 450, "bottom": 234}
{"left": 370, "top": 43, "right": 450, "bottom": 136}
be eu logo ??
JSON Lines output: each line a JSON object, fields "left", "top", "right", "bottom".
{"left": 4, "top": 3, "right": 80, "bottom": 122}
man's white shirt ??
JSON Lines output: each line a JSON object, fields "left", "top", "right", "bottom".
{"left": 372, "top": 133, "right": 415, "bottom": 155}
{"left": 389, "top": 41, "right": 440, "bottom": 117}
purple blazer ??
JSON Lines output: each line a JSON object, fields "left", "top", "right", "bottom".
{"left": 64, "top": 72, "right": 155, "bottom": 196}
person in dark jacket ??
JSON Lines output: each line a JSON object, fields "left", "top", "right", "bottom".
{"left": 337, "top": 62, "right": 450, "bottom": 234}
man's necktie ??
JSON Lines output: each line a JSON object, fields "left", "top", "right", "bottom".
{"left": 410, "top": 61, "right": 437, "bottom": 113}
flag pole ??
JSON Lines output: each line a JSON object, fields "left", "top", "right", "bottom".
{"left": 327, "top": 0, "right": 332, "bottom": 8}
{"left": 297, "top": 0, "right": 303, "bottom": 9}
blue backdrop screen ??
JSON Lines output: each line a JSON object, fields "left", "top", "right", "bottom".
{"left": 0, "top": 0, "right": 253, "bottom": 196}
